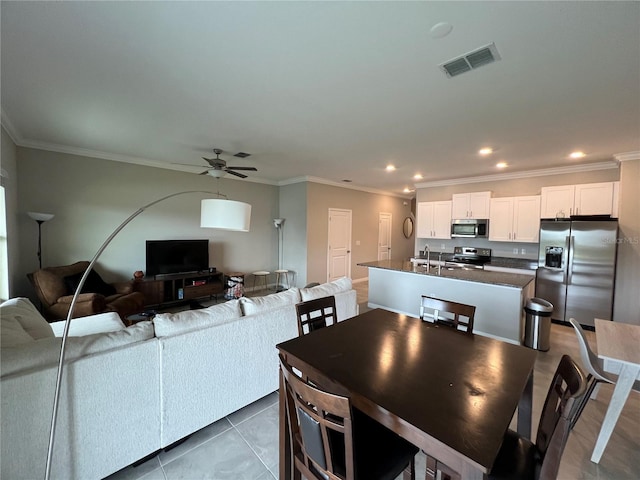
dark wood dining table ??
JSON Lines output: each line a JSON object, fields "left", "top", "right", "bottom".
{"left": 277, "top": 308, "right": 537, "bottom": 480}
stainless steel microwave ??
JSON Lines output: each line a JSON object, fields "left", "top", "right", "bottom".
{"left": 451, "top": 219, "right": 489, "bottom": 238}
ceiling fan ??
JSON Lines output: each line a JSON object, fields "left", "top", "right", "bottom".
{"left": 197, "top": 148, "right": 258, "bottom": 179}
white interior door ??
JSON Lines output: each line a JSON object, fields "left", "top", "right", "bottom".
{"left": 378, "top": 212, "right": 392, "bottom": 260}
{"left": 328, "top": 208, "right": 352, "bottom": 282}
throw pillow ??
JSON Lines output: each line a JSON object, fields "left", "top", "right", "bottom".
{"left": 63, "top": 269, "right": 117, "bottom": 297}
{"left": 153, "top": 299, "right": 243, "bottom": 337}
{"left": 0, "top": 297, "right": 54, "bottom": 340}
{"left": 240, "top": 287, "right": 301, "bottom": 316}
{"left": 49, "top": 311, "right": 125, "bottom": 337}
{"left": 300, "top": 277, "right": 352, "bottom": 301}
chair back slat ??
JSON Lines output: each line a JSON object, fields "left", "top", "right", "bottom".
{"left": 536, "top": 354, "right": 588, "bottom": 480}
{"left": 296, "top": 296, "right": 338, "bottom": 336}
{"left": 420, "top": 295, "right": 476, "bottom": 334}
{"left": 280, "top": 355, "right": 354, "bottom": 479}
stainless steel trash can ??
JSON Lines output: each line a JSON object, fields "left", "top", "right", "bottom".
{"left": 524, "top": 297, "right": 553, "bottom": 351}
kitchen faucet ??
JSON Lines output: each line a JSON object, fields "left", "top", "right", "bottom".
{"left": 438, "top": 251, "right": 442, "bottom": 275}
{"left": 424, "top": 244, "right": 430, "bottom": 270}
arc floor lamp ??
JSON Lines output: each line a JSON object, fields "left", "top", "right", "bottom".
{"left": 45, "top": 190, "right": 251, "bottom": 480}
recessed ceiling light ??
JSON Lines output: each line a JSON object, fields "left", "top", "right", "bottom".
{"left": 569, "top": 151, "right": 586, "bottom": 159}
{"left": 386, "top": 164, "right": 396, "bottom": 172}
{"left": 403, "top": 187, "right": 415, "bottom": 193}
{"left": 496, "top": 162, "right": 508, "bottom": 169}
{"left": 413, "top": 173, "right": 423, "bottom": 180}
{"left": 479, "top": 148, "right": 493, "bottom": 156}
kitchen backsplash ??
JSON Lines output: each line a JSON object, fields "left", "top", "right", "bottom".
{"left": 416, "top": 237, "right": 539, "bottom": 260}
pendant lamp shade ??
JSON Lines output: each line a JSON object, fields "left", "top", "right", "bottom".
{"left": 201, "top": 199, "right": 251, "bottom": 232}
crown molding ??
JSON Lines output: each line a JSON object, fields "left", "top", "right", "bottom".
{"left": 279, "top": 175, "right": 411, "bottom": 199}
{"left": 415, "top": 161, "right": 620, "bottom": 188}
{"left": 614, "top": 151, "right": 640, "bottom": 162}
{"left": 0, "top": 109, "right": 23, "bottom": 145}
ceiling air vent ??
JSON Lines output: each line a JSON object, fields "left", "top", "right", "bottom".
{"left": 440, "top": 43, "right": 501, "bottom": 78}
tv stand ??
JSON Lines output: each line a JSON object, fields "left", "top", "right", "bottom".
{"left": 134, "top": 271, "right": 224, "bottom": 308}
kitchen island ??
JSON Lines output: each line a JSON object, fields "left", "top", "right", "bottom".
{"left": 358, "top": 260, "right": 535, "bottom": 344}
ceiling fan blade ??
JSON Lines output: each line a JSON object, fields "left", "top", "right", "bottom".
{"left": 226, "top": 170, "right": 248, "bottom": 179}
{"left": 227, "top": 166, "right": 257, "bottom": 171}
{"left": 199, "top": 170, "right": 210, "bottom": 175}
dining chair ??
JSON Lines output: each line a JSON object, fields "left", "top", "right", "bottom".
{"left": 428, "top": 354, "right": 589, "bottom": 480}
{"left": 279, "top": 356, "right": 419, "bottom": 480}
{"left": 419, "top": 295, "right": 475, "bottom": 333}
{"left": 295, "top": 295, "right": 337, "bottom": 336}
{"left": 569, "top": 318, "right": 640, "bottom": 404}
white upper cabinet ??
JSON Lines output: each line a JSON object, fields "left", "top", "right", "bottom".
{"left": 540, "top": 182, "right": 618, "bottom": 218}
{"left": 489, "top": 196, "right": 541, "bottom": 243}
{"left": 416, "top": 201, "right": 452, "bottom": 239}
{"left": 451, "top": 191, "right": 491, "bottom": 219}
{"left": 574, "top": 182, "right": 615, "bottom": 216}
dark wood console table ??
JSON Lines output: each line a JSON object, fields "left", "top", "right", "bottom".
{"left": 134, "top": 271, "right": 224, "bottom": 308}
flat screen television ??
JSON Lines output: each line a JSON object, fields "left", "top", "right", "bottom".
{"left": 146, "top": 240, "right": 209, "bottom": 277}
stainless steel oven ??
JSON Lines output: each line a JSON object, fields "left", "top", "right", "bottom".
{"left": 451, "top": 219, "right": 489, "bottom": 238}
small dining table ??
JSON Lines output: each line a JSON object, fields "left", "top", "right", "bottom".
{"left": 591, "top": 318, "right": 640, "bottom": 463}
{"left": 277, "top": 309, "right": 537, "bottom": 479}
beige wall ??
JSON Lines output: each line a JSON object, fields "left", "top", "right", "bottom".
{"left": 306, "top": 183, "right": 413, "bottom": 283}
{"left": 279, "top": 182, "right": 308, "bottom": 287}
{"left": 14, "top": 147, "right": 279, "bottom": 302}
{"left": 1, "top": 127, "right": 19, "bottom": 299}
{"left": 614, "top": 159, "right": 640, "bottom": 324}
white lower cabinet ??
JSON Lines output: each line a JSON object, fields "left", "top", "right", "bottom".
{"left": 489, "top": 196, "right": 541, "bottom": 243}
{"left": 417, "top": 201, "right": 452, "bottom": 239}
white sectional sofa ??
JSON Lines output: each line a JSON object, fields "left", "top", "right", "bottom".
{"left": 0, "top": 278, "right": 358, "bottom": 480}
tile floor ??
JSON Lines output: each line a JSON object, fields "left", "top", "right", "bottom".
{"left": 107, "top": 281, "right": 640, "bottom": 480}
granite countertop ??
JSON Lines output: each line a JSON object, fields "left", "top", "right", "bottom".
{"left": 486, "top": 257, "right": 538, "bottom": 270}
{"left": 358, "top": 259, "right": 534, "bottom": 289}
{"left": 410, "top": 254, "right": 538, "bottom": 271}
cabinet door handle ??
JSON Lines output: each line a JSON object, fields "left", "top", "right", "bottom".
{"left": 513, "top": 232, "right": 516, "bottom": 240}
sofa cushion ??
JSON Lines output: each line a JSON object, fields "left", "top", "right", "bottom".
{"left": 300, "top": 277, "right": 352, "bottom": 301}
{"left": 63, "top": 269, "right": 116, "bottom": 297}
{"left": 240, "top": 288, "right": 301, "bottom": 316}
{"left": 1, "top": 315, "right": 35, "bottom": 347}
{"left": 1, "top": 321, "right": 154, "bottom": 377}
{"left": 153, "top": 300, "right": 243, "bottom": 337}
{"left": 0, "top": 297, "right": 54, "bottom": 340}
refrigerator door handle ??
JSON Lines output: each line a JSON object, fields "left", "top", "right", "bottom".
{"left": 567, "top": 235, "right": 575, "bottom": 285}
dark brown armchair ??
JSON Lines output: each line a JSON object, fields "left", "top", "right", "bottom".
{"left": 28, "top": 261, "right": 145, "bottom": 322}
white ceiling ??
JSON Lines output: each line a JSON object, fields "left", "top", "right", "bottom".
{"left": 2, "top": 1, "right": 639, "bottom": 195}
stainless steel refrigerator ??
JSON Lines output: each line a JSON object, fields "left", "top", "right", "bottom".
{"left": 535, "top": 218, "right": 618, "bottom": 326}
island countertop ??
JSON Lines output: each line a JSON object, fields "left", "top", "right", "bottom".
{"left": 358, "top": 259, "right": 534, "bottom": 289}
